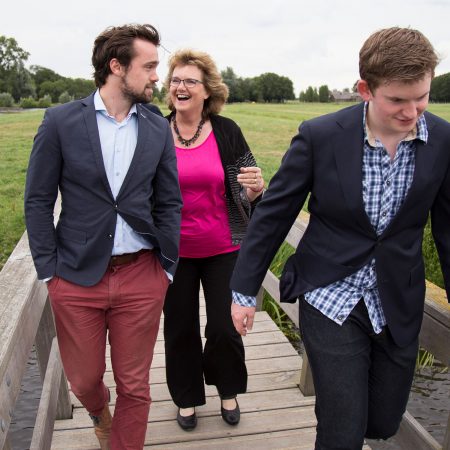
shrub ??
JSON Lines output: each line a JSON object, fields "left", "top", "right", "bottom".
{"left": 58, "top": 91, "right": 72, "bottom": 104}
{"left": 20, "top": 97, "right": 38, "bottom": 108}
{"left": 0, "top": 92, "right": 14, "bottom": 107}
{"left": 37, "top": 94, "right": 52, "bottom": 108}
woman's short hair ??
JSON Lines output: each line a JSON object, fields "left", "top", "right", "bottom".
{"left": 359, "top": 27, "right": 439, "bottom": 91}
{"left": 165, "top": 49, "right": 229, "bottom": 118}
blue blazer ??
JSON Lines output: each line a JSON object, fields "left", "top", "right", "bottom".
{"left": 25, "top": 93, "right": 182, "bottom": 286}
{"left": 230, "top": 102, "right": 450, "bottom": 347}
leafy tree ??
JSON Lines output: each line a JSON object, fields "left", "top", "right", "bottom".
{"left": 318, "top": 85, "right": 330, "bottom": 103}
{"left": 37, "top": 94, "right": 52, "bottom": 108}
{"left": 0, "top": 36, "right": 29, "bottom": 71}
{"left": 0, "top": 92, "right": 14, "bottom": 107}
{"left": 59, "top": 91, "right": 72, "bottom": 104}
{"left": 20, "top": 97, "right": 37, "bottom": 108}
{"left": 0, "top": 36, "right": 34, "bottom": 101}
{"left": 304, "top": 86, "right": 319, "bottom": 102}
{"left": 430, "top": 72, "right": 450, "bottom": 102}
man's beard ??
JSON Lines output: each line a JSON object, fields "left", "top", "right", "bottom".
{"left": 121, "top": 77, "right": 153, "bottom": 104}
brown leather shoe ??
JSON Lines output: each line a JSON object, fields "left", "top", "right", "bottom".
{"left": 90, "top": 403, "right": 112, "bottom": 450}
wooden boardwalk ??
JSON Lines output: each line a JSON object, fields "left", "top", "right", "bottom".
{"left": 50, "top": 304, "right": 322, "bottom": 449}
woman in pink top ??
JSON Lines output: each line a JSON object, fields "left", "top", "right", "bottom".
{"left": 163, "top": 49, "right": 265, "bottom": 430}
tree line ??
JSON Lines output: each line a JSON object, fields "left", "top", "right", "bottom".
{"left": 220, "top": 67, "right": 295, "bottom": 103}
{"left": 0, "top": 35, "right": 296, "bottom": 107}
{"left": 0, "top": 36, "right": 94, "bottom": 107}
{"left": 430, "top": 72, "right": 450, "bottom": 102}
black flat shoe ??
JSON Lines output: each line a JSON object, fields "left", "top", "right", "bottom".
{"left": 220, "top": 397, "right": 240, "bottom": 425}
{"left": 176, "top": 408, "right": 197, "bottom": 431}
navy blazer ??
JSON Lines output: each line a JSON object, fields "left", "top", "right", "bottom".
{"left": 25, "top": 93, "right": 182, "bottom": 286}
{"left": 230, "top": 102, "right": 450, "bottom": 347}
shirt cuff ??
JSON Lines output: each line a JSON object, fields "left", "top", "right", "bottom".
{"left": 165, "top": 271, "right": 173, "bottom": 283}
{"left": 41, "top": 276, "right": 53, "bottom": 283}
{"left": 232, "top": 290, "right": 257, "bottom": 307}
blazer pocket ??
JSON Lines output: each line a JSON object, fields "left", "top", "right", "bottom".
{"left": 57, "top": 225, "right": 87, "bottom": 244}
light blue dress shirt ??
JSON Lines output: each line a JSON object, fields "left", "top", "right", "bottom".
{"left": 94, "top": 90, "right": 152, "bottom": 256}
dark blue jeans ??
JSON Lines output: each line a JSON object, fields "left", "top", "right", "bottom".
{"left": 299, "top": 297, "right": 418, "bottom": 450}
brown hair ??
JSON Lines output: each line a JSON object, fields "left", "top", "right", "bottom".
{"left": 92, "top": 24, "right": 160, "bottom": 87}
{"left": 164, "top": 49, "right": 229, "bottom": 118}
{"left": 359, "top": 27, "right": 439, "bottom": 91}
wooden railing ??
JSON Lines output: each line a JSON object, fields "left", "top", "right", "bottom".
{"left": 1, "top": 210, "right": 448, "bottom": 449}
{"left": 255, "top": 210, "right": 450, "bottom": 450}
{"left": 0, "top": 229, "right": 72, "bottom": 450}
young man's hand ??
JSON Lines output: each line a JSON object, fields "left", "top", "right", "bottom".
{"left": 231, "top": 303, "right": 255, "bottom": 336}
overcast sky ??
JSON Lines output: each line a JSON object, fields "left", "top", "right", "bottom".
{"left": 2, "top": 0, "right": 450, "bottom": 95}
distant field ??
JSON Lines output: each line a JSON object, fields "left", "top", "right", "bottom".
{"left": 1, "top": 101, "right": 450, "bottom": 270}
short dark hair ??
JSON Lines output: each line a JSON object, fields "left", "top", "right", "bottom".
{"left": 359, "top": 27, "right": 439, "bottom": 91}
{"left": 92, "top": 24, "right": 160, "bottom": 87}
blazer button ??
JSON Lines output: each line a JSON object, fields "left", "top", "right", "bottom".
{"left": 108, "top": 234, "right": 113, "bottom": 239}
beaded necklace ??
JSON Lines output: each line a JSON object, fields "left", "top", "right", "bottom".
{"left": 172, "top": 116, "right": 205, "bottom": 147}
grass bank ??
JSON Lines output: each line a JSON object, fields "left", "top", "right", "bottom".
{"left": 1, "top": 101, "right": 449, "bottom": 288}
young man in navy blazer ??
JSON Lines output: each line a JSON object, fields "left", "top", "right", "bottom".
{"left": 25, "top": 24, "right": 182, "bottom": 449}
{"left": 231, "top": 27, "right": 450, "bottom": 449}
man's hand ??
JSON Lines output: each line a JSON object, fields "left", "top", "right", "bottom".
{"left": 231, "top": 303, "right": 256, "bottom": 336}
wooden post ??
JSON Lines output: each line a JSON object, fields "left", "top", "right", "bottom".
{"left": 299, "top": 349, "right": 315, "bottom": 396}
{"left": 30, "top": 338, "right": 66, "bottom": 450}
{"left": 443, "top": 412, "right": 450, "bottom": 450}
{"left": 255, "top": 286, "right": 264, "bottom": 312}
{"left": 35, "top": 297, "right": 72, "bottom": 420}
{"left": 2, "top": 437, "right": 12, "bottom": 450}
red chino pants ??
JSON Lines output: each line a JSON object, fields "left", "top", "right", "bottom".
{"left": 47, "top": 251, "right": 168, "bottom": 450}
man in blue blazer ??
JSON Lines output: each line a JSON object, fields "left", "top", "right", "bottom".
{"left": 230, "top": 28, "right": 450, "bottom": 449}
{"left": 25, "top": 24, "right": 182, "bottom": 449}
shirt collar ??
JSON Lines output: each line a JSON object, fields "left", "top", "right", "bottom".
{"left": 94, "top": 89, "right": 137, "bottom": 119}
{"left": 363, "top": 102, "right": 428, "bottom": 147}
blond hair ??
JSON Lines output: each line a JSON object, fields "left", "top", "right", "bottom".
{"left": 165, "top": 49, "right": 229, "bottom": 118}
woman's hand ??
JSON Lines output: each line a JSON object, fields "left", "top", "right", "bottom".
{"left": 237, "top": 166, "right": 264, "bottom": 202}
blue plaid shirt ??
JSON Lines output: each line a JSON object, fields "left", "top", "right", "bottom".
{"left": 233, "top": 104, "right": 428, "bottom": 334}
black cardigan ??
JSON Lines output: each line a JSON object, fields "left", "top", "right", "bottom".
{"left": 167, "top": 113, "right": 261, "bottom": 245}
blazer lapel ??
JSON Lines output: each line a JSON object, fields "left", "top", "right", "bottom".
{"left": 81, "top": 96, "right": 114, "bottom": 198}
{"left": 117, "top": 105, "right": 151, "bottom": 197}
{"left": 333, "top": 104, "right": 375, "bottom": 235}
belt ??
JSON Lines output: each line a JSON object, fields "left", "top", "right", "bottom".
{"left": 109, "top": 249, "right": 150, "bottom": 267}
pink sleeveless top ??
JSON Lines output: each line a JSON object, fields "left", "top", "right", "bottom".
{"left": 176, "top": 132, "right": 240, "bottom": 258}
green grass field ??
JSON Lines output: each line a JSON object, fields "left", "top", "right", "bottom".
{"left": 1, "top": 102, "right": 449, "bottom": 274}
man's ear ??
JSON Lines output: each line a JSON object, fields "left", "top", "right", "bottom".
{"left": 109, "top": 58, "right": 123, "bottom": 76}
{"left": 357, "top": 80, "right": 372, "bottom": 102}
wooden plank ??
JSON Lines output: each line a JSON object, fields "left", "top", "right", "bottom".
{"left": 68, "top": 370, "right": 302, "bottom": 408}
{"left": 149, "top": 428, "right": 317, "bottom": 449}
{"left": 395, "top": 411, "right": 442, "bottom": 450}
{"left": 105, "top": 341, "right": 299, "bottom": 367}
{"left": 99, "top": 354, "right": 302, "bottom": 386}
{"left": 51, "top": 406, "right": 317, "bottom": 449}
{"left": 55, "top": 388, "right": 315, "bottom": 429}
{"left": 30, "top": 338, "right": 64, "bottom": 450}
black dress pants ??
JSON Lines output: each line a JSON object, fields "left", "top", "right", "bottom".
{"left": 163, "top": 251, "right": 247, "bottom": 408}
{"left": 299, "top": 297, "right": 418, "bottom": 450}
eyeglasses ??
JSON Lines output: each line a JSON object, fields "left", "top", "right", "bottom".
{"left": 170, "top": 77, "right": 204, "bottom": 88}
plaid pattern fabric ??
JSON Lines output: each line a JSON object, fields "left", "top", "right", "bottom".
{"left": 232, "top": 105, "right": 428, "bottom": 334}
